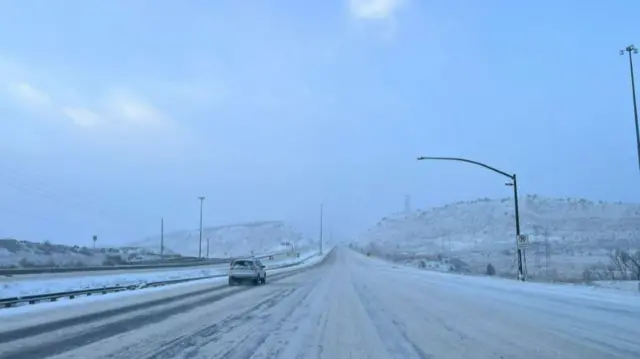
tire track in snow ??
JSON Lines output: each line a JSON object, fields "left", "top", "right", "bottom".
{"left": 210, "top": 278, "right": 318, "bottom": 359}
{"left": 239, "top": 249, "right": 338, "bottom": 359}
{"left": 138, "top": 287, "right": 297, "bottom": 359}
{"left": 244, "top": 268, "right": 334, "bottom": 359}
{"left": 1, "top": 286, "right": 249, "bottom": 359}
{"left": 110, "top": 253, "right": 335, "bottom": 359}
{"left": 194, "top": 253, "right": 335, "bottom": 359}
{"left": 351, "top": 281, "right": 434, "bottom": 359}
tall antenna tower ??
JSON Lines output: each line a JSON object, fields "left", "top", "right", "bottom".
{"left": 404, "top": 194, "right": 412, "bottom": 214}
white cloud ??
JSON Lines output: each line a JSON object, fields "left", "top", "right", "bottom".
{"left": 0, "top": 56, "right": 169, "bottom": 130}
{"left": 105, "top": 90, "right": 165, "bottom": 124}
{"left": 8, "top": 82, "right": 53, "bottom": 107}
{"left": 62, "top": 106, "right": 102, "bottom": 127}
{"left": 5, "top": 81, "right": 105, "bottom": 128}
{"left": 0, "top": 56, "right": 199, "bottom": 163}
{"left": 348, "top": 0, "right": 404, "bottom": 20}
{"left": 3, "top": 78, "right": 167, "bottom": 130}
{"left": 157, "top": 81, "right": 223, "bottom": 107}
{"left": 119, "top": 100, "right": 163, "bottom": 123}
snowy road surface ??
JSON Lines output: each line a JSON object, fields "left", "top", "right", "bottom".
{"left": 1, "top": 248, "right": 639, "bottom": 359}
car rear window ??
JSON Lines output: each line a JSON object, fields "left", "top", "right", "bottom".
{"left": 231, "top": 260, "right": 254, "bottom": 269}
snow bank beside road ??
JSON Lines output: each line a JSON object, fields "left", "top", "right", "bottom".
{"left": 267, "top": 249, "right": 331, "bottom": 275}
{"left": 0, "top": 250, "right": 325, "bottom": 298}
{"left": 267, "top": 250, "right": 321, "bottom": 268}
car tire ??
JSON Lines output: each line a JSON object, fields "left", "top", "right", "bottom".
{"left": 228, "top": 278, "right": 235, "bottom": 286}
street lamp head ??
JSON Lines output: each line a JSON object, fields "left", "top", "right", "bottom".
{"left": 622, "top": 45, "right": 638, "bottom": 54}
{"left": 505, "top": 182, "right": 514, "bottom": 187}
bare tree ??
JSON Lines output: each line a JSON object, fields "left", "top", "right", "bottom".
{"left": 619, "top": 249, "right": 640, "bottom": 280}
{"left": 631, "top": 251, "right": 640, "bottom": 280}
{"left": 587, "top": 248, "right": 640, "bottom": 281}
{"left": 609, "top": 249, "right": 630, "bottom": 280}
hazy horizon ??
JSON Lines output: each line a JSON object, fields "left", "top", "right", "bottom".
{"left": 2, "top": 0, "right": 640, "bottom": 246}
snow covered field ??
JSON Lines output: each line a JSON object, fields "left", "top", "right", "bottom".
{"left": 0, "top": 246, "right": 637, "bottom": 359}
{"left": 357, "top": 195, "right": 640, "bottom": 282}
{"left": 0, "top": 250, "right": 322, "bottom": 298}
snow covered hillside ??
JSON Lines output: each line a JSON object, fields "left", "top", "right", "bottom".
{"left": 355, "top": 195, "right": 640, "bottom": 281}
{"left": 0, "top": 221, "right": 312, "bottom": 268}
{"left": 130, "top": 221, "right": 313, "bottom": 258}
{"left": 0, "top": 239, "right": 178, "bottom": 268}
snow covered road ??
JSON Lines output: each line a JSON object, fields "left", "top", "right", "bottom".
{"left": 1, "top": 247, "right": 638, "bottom": 359}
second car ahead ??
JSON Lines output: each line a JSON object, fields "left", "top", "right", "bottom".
{"left": 228, "top": 258, "right": 266, "bottom": 286}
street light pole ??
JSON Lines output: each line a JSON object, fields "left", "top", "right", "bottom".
{"left": 416, "top": 156, "right": 526, "bottom": 281}
{"left": 621, "top": 44, "right": 640, "bottom": 170}
{"left": 198, "top": 196, "right": 205, "bottom": 259}
{"left": 160, "top": 217, "right": 164, "bottom": 258}
{"left": 506, "top": 174, "right": 525, "bottom": 280}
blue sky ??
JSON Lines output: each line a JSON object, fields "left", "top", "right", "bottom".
{"left": 0, "top": 0, "right": 639, "bottom": 246}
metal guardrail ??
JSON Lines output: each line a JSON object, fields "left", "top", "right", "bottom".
{"left": 0, "top": 260, "right": 226, "bottom": 276}
{"left": 0, "top": 250, "right": 298, "bottom": 276}
{"left": 0, "top": 253, "right": 321, "bottom": 308}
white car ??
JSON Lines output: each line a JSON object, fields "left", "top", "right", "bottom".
{"left": 228, "top": 258, "right": 266, "bottom": 286}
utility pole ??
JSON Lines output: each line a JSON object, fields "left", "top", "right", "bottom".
{"left": 621, "top": 44, "right": 640, "bottom": 170}
{"left": 198, "top": 196, "right": 205, "bottom": 259}
{"left": 160, "top": 217, "right": 164, "bottom": 257}
{"left": 544, "top": 233, "right": 550, "bottom": 279}
{"left": 319, "top": 203, "right": 324, "bottom": 255}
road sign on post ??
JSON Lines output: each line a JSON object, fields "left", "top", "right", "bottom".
{"left": 516, "top": 234, "right": 529, "bottom": 249}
